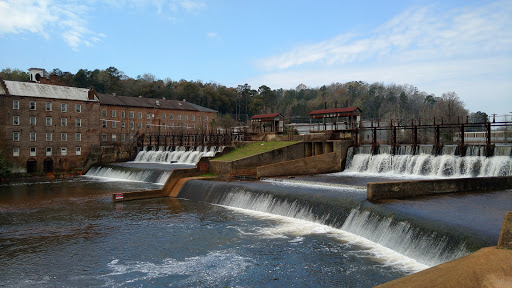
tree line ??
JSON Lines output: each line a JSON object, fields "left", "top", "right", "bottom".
{"left": 1, "top": 67, "right": 488, "bottom": 128}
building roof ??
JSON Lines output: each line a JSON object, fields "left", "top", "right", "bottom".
{"left": 1, "top": 80, "right": 98, "bottom": 101}
{"left": 309, "top": 107, "right": 362, "bottom": 117}
{"left": 251, "top": 113, "right": 284, "bottom": 120}
{"left": 98, "top": 93, "right": 217, "bottom": 113}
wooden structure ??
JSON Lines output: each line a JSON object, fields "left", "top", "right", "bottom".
{"left": 250, "top": 113, "right": 284, "bottom": 132}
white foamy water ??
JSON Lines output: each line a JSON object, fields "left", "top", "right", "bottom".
{"left": 344, "top": 152, "right": 511, "bottom": 178}
{"left": 219, "top": 204, "right": 429, "bottom": 273}
{"left": 105, "top": 251, "right": 251, "bottom": 286}
{"left": 260, "top": 178, "right": 366, "bottom": 191}
{"left": 134, "top": 146, "right": 220, "bottom": 164}
{"left": 214, "top": 189, "right": 468, "bottom": 273}
{"left": 85, "top": 166, "right": 171, "bottom": 184}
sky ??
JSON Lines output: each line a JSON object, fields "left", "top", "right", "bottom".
{"left": 0, "top": 0, "right": 511, "bottom": 117}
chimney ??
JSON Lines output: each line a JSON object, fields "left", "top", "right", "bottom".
{"left": 0, "top": 79, "right": 9, "bottom": 94}
{"left": 88, "top": 88, "right": 96, "bottom": 100}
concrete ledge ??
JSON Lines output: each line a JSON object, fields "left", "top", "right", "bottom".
{"left": 257, "top": 152, "right": 341, "bottom": 178}
{"left": 367, "top": 176, "right": 512, "bottom": 201}
{"left": 498, "top": 211, "right": 512, "bottom": 250}
{"left": 112, "top": 189, "right": 167, "bottom": 202}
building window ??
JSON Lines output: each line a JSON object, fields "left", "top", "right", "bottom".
{"left": 75, "top": 133, "right": 81, "bottom": 142}
{"left": 138, "top": 122, "right": 142, "bottom": 129}
{"left": 129, "top": 111, "right": 134, "bottom": 118}
{"left": 112, "top": 121, "right": 116, "bottom": 128}
{"left": 61, "top": 103, "right": 67, "bottom": 112}
{"left": 112, "top": 110, "right": 117, "bottom": 117}
{"left": 112, "top": 134, "right": 117, "bottom": 141}
{"left": 184, "top": 115, "right": 188, "bottom": 121}
{"left": 183, "top": 123, "right": 187, "bottom": 128}
{"left": 162, "top": 114, "right": 166, "bottom": 120}
{"left": 205, "top": 116, "right": 208, "bottom": 121}
{"left": 169, "top": 114, "right": 174, "bottom": 120}
{"left": 13, "top": 132, "right": 20, "bottom": 142}
{"left": 46, "top": 102, "right": 52, "bottom": 111}
{"left": 121, "top": 134, "right": 126, "bottom": 142}
{"left": 102, "top": 134, "right": 107, "bottom": 141}
{"left": 130, "top": 121, "right": 134, "bottom": 130}
{"left": 75, "top": 147, "right": 81, "bottom": 156}
{"left": 13, "top": 116, "right": 19, "bottom": 126}
{"left": 146, "top": 113, "right": 151, "bottom": 120}
{"left": 121, "top": 121, "right": 125, "bottom": 129}
{"left": 102, "top": 120, "right": 107, "bottom": 128}
{"left": 178, "top": 115, "right": 181, "bottom": 120}
{"left": 61, "top": 147, "right": 67, "bottom": 156}
{"left": 30, "top": 147, "right": 36, "bottom": 157}
{"left": 75, "top": 104, "right": 81, "bottom": 112}
{"left": 102, "top": 110, "right": 107, "bottom": 117}
{"left": 138, "top": 112, "right": 142, "bottom": 119}
{"left": 61, "top": 133, "right": 67, "bottom": 141}
{"left": 198, "top": 116, "right": 201, "bottom": 121}
{"left": 169, "top": 123, "right": 174, "bottom": 128}
{"left": 146, "top": 123, "right": 150, "bottom": 130}
{"left": 191, "top": 124, "right": 195, "bottom": 128}
{"left": 76, "top": 118, "right": 81, "bottom": 127}
{"left": 30, "top": 132, "right": 36, "bottom": 141}
{"left": 30, "top": 116, "right": 36, "bottom": 126}
{"left": 13, "top": 147, "right": 20, "bottom": 157}
{"left": 29, "top": 101, "right": 36, "bottom": 110}
{"left": 61, "top": 118, "right": 67, "bottom": 126}
{"left": 191, "top": 115, "right": 195, "bottom": 121}
{"left": 46, "top": 117, "right": 52, "bottom": 126}
{"left": 46, "top": 147, "right": 52, "bottom": 156}
{"left": 46, "top": 133, "right": 52, "bottom": 141}
{"left": 13, "top": 100, "right": 19, "bottom": 110}
{"left": 121, "top": 111, "right": 125, "bottom": 118}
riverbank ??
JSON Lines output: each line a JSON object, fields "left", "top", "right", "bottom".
{"left": 376, "top": 247, "right": 512, "bottom": 288}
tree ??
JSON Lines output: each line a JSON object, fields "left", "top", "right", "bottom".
{"left": 0, "top": 68, "right": 29, "bottom": 82}
{"left": 258, "top": 85, "right": 275, "bottom": 113}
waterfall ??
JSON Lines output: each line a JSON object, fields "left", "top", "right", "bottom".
{"left": 345, "top": 147, "right": 511, "bottom": 177}
{"left": 189, "top": 185, "right": 472, "bottom": 270}
{"left": 85, "top": 166, "right": 171, "bottom": 184}
{"left": 341, "top": 208, "right": 469, "bottom": 267}
{"left": 133, "top": 146, "right": 221, "bottom": 164}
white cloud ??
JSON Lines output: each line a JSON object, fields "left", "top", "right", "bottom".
{"left": 257, "top": 1, "right": 512, "bottom": 71}
{"left": 0, "top": 0, "right": 104, "bottom": 51}
{"left": 179, "top": 0, "right": 206, "bottom": 12}
{"left": 251, "top": 0, "right": 512, "bottom": 115}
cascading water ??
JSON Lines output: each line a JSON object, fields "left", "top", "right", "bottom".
{"left": 178, "top": 180, "right": 483, "bottom": 272}
{"left": 134, "top": 146, "right": 221, "bottom": 164}
{"left": 344, "top": 146, "right": 512, "bottom": 177}
{"left": 85, "top": 165, "right": 171, "bottom": 184}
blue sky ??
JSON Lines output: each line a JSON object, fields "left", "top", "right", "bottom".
{"left": 0, "top": 0, "right": 511, "bottom": 117}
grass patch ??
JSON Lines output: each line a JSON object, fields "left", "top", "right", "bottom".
{"left": 213, "top": 141, "right": 298, "bottom": 161}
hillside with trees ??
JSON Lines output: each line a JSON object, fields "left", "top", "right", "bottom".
{"left": 1, "top": 67, "right": 482, "bottom": 128}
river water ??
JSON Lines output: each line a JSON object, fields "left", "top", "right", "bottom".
{"left": 1, "top": 177, "right": 407, "bottom": 287}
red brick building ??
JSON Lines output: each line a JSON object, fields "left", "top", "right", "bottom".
{"left": 1, "top": 73, "right": 217, "bottom": 174}
{"left": 97, "top": 93, "right": 217, "bottom": 146}
{"left": 0, "top": 79, "right": 100, "bottom": 173}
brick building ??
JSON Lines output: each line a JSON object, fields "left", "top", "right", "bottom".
{"left": 1, "top": 72, "right": 217, "bottom": 174}
{"left": 97, "top": 93, "right": 217, "bottom": 146}
{"left": 0, "top": 79, "right": 100, "bottom": 173}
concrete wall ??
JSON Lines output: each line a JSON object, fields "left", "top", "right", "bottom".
{"left": 367, "top": 176, "right": 512, "bottom": 201}
{"left": 257, "top": 152, "right": 340, "bottom": 177}
{"left": 209, "top": 142, "right": 305, "bottom": 176}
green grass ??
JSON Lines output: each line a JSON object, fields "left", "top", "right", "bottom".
{"left": 212, "top": 141, "right": 298, "bottom": 161}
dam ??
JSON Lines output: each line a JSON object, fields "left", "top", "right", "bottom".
{"left": 1, "top": 142, "right": 510, "bottom": 287}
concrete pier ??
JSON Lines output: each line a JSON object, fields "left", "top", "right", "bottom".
{"left": 367, "top": 176, "right": 512, "bottom": 201}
